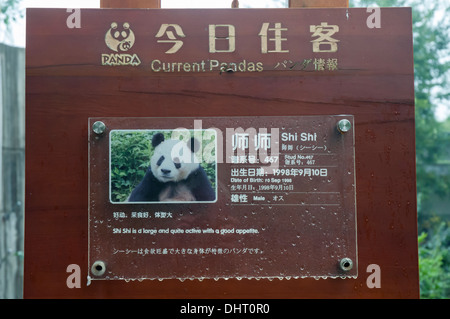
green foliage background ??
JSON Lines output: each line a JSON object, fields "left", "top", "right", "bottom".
{"left": 418, "top": 222, "right": 450, "bottom": 298}
{"left": 110, "top": 130, "right": 216, "bottom": 203}
{"left": 0, "top": 0, "right": 23, "bottom": 27}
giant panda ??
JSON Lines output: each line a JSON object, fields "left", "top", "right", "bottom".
{"left": 128, "top": 132, "right": 216, "bottom": 202}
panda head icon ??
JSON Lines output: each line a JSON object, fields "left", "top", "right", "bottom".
{"left": 105, "top": 22, "right": 135, "bottom": 52}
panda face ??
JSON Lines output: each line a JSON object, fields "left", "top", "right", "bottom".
{"left": 105, "top": 22, "right": 136, "bottom": 52}
{"left": 150, "top": 138, "right": 199, "bottom": 183}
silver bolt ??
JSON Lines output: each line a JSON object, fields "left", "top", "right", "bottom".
{"left": 337, "top": 119, "right": 352, "bottom": 134}
{"left": 339, "top": 257, "right": 353, "bottom": 271}
{"left": 92, "top": 121, "right": 106, "bottom": 135}
{"left": 219, "top": 65, "right": 235, "bottom": 74}
{"left": 91, "top": 260, "right": 106, "bottom": 276}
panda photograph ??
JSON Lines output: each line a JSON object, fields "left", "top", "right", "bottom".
{"left": 110, "top": 129, "right": 217, "bottom": 203}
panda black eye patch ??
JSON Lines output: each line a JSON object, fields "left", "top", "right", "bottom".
{"left": 156, "top": 156, "right": 165, "bottom": 166}
{"left": 173, "top": 157, "right": 181, "bottom": 169}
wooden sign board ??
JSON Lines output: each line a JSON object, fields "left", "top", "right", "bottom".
{"left": 25, "top": 8, "right": 419, "bottom": 298}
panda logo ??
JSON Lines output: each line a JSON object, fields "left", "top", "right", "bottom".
{"left": 128, "top": 133, "right": 216, "bottom": 202}
{"left": 105, "top": 22, "right": 136, "bottom": 52}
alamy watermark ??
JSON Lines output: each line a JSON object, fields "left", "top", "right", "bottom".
{"left": 148, "top": 120, "right": 281, "bottom": 173}
{"left": 66, "top": 9, "right": 81, "bottom": 29}
{"left": 366, "top": 6, "right": 381, "bottom": 29}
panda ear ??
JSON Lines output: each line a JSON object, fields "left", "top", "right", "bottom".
{"left": 189, "top": 137, "right": 201, "bottom": 153}
{"left": 152, "top": 133, "right": 165, "bottom": 148}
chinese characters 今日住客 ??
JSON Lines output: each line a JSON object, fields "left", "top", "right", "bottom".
{"left": 155, "top": 21, "right": 340, "bottom": 55}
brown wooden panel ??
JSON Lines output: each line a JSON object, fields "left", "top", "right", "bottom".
{"left": 25, "top": 8, "right": 418, "bottom": 299}
{"left": 100, "top": 0, "right": 349, "bottom": 9}
{"left": 289, "top": 0, "right": 349, "bottom": 8}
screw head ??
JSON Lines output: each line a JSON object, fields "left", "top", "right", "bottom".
{"left": 337, "top": 119, "right": 352, "bottom": 134}
{"left": 92, "top": 121, "right": 106, "bottom": 135}
{"left": 91, "top": 260, "right": 106, "bottom": 276}
{"left": 339, "top": 257, "right": 353, "bottom": 271}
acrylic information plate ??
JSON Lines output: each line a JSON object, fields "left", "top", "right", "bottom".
{"left": 88, "top": 116, "right": 357, "bottom": 281}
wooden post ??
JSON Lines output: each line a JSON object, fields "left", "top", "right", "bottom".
{"left": 289, "top": 0, "right": 349, "bottom": 7}
{"left": 100, "top": 0, "right": 161, "bottom": 8}
{"left": 0, "top": 43, "right": 25, "bottom": 299}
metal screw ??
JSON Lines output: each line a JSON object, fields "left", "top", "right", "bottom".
{"left": 339, "top": 257, "right": 353, "bottom": 271}
{"left": 91, "top": 260, "right": 106, "bottom": 276}
{"left": 92, "top": 121, "right": 106, "bottom": 135}
{"left": 219, "top": 65, "right": 235, "bottom": 74}
{"left": 337, "top": 119, "right": 352, "bottom": 134}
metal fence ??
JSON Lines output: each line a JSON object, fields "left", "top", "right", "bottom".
{"left": 0, "top": 43, "right": 25, "bottom": 299}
